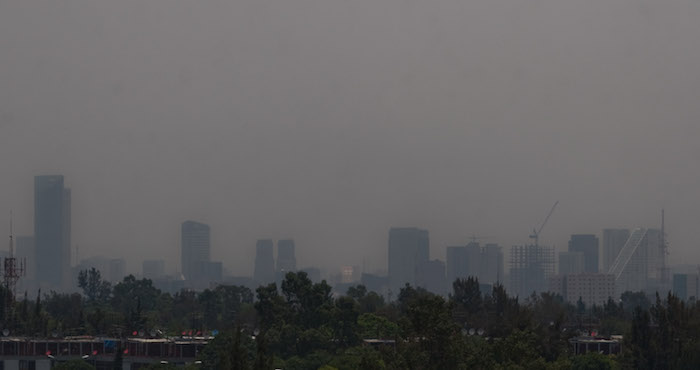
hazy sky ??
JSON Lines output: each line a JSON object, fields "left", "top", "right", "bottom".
{"left": 1, "top": 0, "right": 699, "bottom": 277}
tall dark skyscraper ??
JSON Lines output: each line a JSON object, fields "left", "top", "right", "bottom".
{"left": 34, "top": 175, "right": 71, "bottom": 290}
{"left": 181, "top": 221, "right": 210, "bottom": 281}
{"left": 276, "top": 239, "right": 297, "bottom": 275}
{"left": 388, "top": 227, "right": 429, "bottom": 294}
{"left": 446, "top": 246, "right": 468, "bottom": 286}
{"left": 416, "top": 259, "right": 447, "bottom": 295}
{"left": 602, "top": 229, "right": 630, "bottom": 273}
{"left": 254, "top": 239, "right": 275, "bottom": 284}
{"left": 568, "top": 234, "right": 599, "bottom": 273}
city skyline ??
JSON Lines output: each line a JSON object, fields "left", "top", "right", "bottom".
{"left": 3, "top": 0, "right": 700, "bottom": 279}
{"left": 1, "top": 175, "right": 684, "bottom": 281}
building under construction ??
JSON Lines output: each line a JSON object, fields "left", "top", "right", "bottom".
{"left": 605, "top": 210, "right": 670, "bottom": 295}
{"left": 509, "top": 201, "right": 558, "bottom": 298}
{"left": 509, "top": 244, "right": 555, "bottom": 298}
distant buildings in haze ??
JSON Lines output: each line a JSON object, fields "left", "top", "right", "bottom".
{"left": 568, "top": 234, "right": 599, "bottom": 273}
{"left": 276, "top": 239, "right": 297, "bottom": 277}
{"left": 143, "top": 259, "right": 166, "bottom": 280}
{"left": 181, "top": 220, "right": 211, "bottom": 281}
{"left": 388, "top": 227, "right": 429, "bottom": 294}
{"left": 446, "top": 242, "right": 503, "bottom": 287}
{"left": 602, "top": 229, "right": 630, "bottom": 273}
{"left": 34, "top": 175, "right": 71, "bottom": 291}
{"left": 509, "top": 244, "right": 555, "bottom": 297}
{"left": 254, "top": 239, "right": 275, "bottom": 284}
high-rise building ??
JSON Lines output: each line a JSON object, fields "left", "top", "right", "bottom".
{"left": 300, "top": 267, "right": 321, "bottom": 283}
{"left": 34, "top": 175, "right": 71, "bottom": 290}
{"left": 673, "top": 273, "right": 699, "bottom": 301}
{"left": 340, "top": 266, "right": 361, "bottom": 284}
{"left": 142, "top": 259, "right": 165, "bottom": 280}
{"left": 388, "top": 227, "right": 429, "bottom": 294}
{"left": 181, "top": 221, "right": 210, "bottom": 281}
{"left": 447, "top": 243, "right": 503, "bottom": 287}
{"left": 108, "top": 258, "right": 126, "bottom": 283}
{"left": 602, "top": 229, "right": 630, "bottom": 273}
{"left": 608, "top": 228, "right": 665, "bottom": 294}
{"left": 254, "top": 239, "right": 275, "bottom": 284}
{"left": 416, "top": 260, "right": 447, "bottom": 296}
{"left": 509, "top": 244, "right": 555, "bottom": 297}
{"left": 446, "top": 246, "right": 468, "bottom": 285}
{"left": 465, "top": 242, "right": 482, "bottom": 279}
{"left": 568, "top": 234, "right": 599, "bottom": 273}
{"left": 563, "top": 273, "right": 616, "bottom": 306}
{"left": 481, "top": 244, "right": 504, "bottom": 285}
{"left": 276, "top": 239, "right": 297, "bottom": 275}
{"left": 558, "top": 251, "right": 585, "bottom": 275}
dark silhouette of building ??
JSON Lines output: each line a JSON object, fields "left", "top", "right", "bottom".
{"left": 602, "top": 229, "right": 630, "bottom": 273}
{"left": 568, "top": 234, "right": 599, "bottom": 273}
{"left": 34, "top": 175, "right": 71, "bottom": 290}
{"left": 276, "top": 239, "right": 297, "bottom": 277}
{"left": 254, "top": 239, "right": 275, "bottom": 284}
{"left": 558, "top": 251, "right": 585, "bottom": 275}
{"left": 361, "top": 273, "right": 389, "bottom": 295}
{"left": 300, "top": 267, "right": 321, "bottom": 283}
{"left": 180, "top": 221, "right": 210, "bottom": 281}
{"left": 416, "top": 259, "right": 447, "bottom": 295}
{"left": 446, "top": 242, "right": 503, "bottom": 288}
{"left": 481, "top": 243, "right": 504, "bottom": 285}
{"left": 509, "top": 244, "right": 555, "bottom": 297}
{"left": 446, "top": 246, "right": 468, "bottom": 285}
{"left": 142, "top": 259, "right": 165, "bottom": 280}
{"left": 388, "top": 227, "right": 429, "bottom": 294}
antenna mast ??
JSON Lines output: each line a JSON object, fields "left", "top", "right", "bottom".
{"left": 3, "top": 211, "right": 26, "bottom": 324}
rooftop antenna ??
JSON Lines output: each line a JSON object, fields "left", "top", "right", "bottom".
{"left": 3, "top": 211, "right": 26, "bottom": 324}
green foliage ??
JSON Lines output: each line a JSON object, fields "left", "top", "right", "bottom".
{"left": 78, "top": 268, "right": 112, "bottom": 304}
{"left": 358, "top": 313, "right": 399, "bottom": 339}
{"left": 27, "top": 270, "right": 700, "bottom": 369}
{"left": 570, "top": 352, "right": 618, "bottom": 370}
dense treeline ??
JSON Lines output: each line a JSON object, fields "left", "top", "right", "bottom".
{"left": 2, "top": 269, "right": 700, "bottom": 369}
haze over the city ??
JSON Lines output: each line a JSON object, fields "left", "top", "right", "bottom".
{"left": 1, "top": 0, "right": 699, "bottom": 276}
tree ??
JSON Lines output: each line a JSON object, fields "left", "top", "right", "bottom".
{"left": 332, "top": 296, "right": 360, "bottom": 347}
{"left": 281, "top": 272, "right": 333, "bottom": 329}
{"left": 254, "top": 283, "right": 285, "bottom": 331}
{"left": 620, "top": 291, "right": 651, "bottom": 313}
{"left": 627, "top": 306, "right": 651, "bottom": 369}
{"left": 403, "top": 293, "right": 462, "bottom": 368}
{"left": 78, "top": 268, "right": 112, "bottom": 303}
{"left": 231, "top": 326, "right": 250, "bottom": 370}
{"left": 111, "top": 275, "right": 161, "bottom": 331}
{"left": 253, "top": 332, "right": 273, "bottom": 370}
{"left": 451, "top": 277, "right": 483, "bottom": 315}
{"left": 451, "top": 277, "right": 483, "bottom": 329}
{"left": 571, "top": 352, "right": 617, "bottom": 370}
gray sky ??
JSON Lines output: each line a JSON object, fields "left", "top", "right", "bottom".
{"left": 1, "top": 0, "right": 699, "bottom": 277}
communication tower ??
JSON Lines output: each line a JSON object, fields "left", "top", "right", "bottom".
{"left": 3, "top": 212, "right": 26, "bottom": 323}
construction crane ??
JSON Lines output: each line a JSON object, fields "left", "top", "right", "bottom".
{"left": 529, "top": 201, "right": 559, "bottom": 247}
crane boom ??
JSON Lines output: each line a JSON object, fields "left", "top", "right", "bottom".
{"left": 537, "top": 201, "right": 559, "bottom": 236}
{"left": 529, "top": 201, "right": 559, "bottom": 246}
